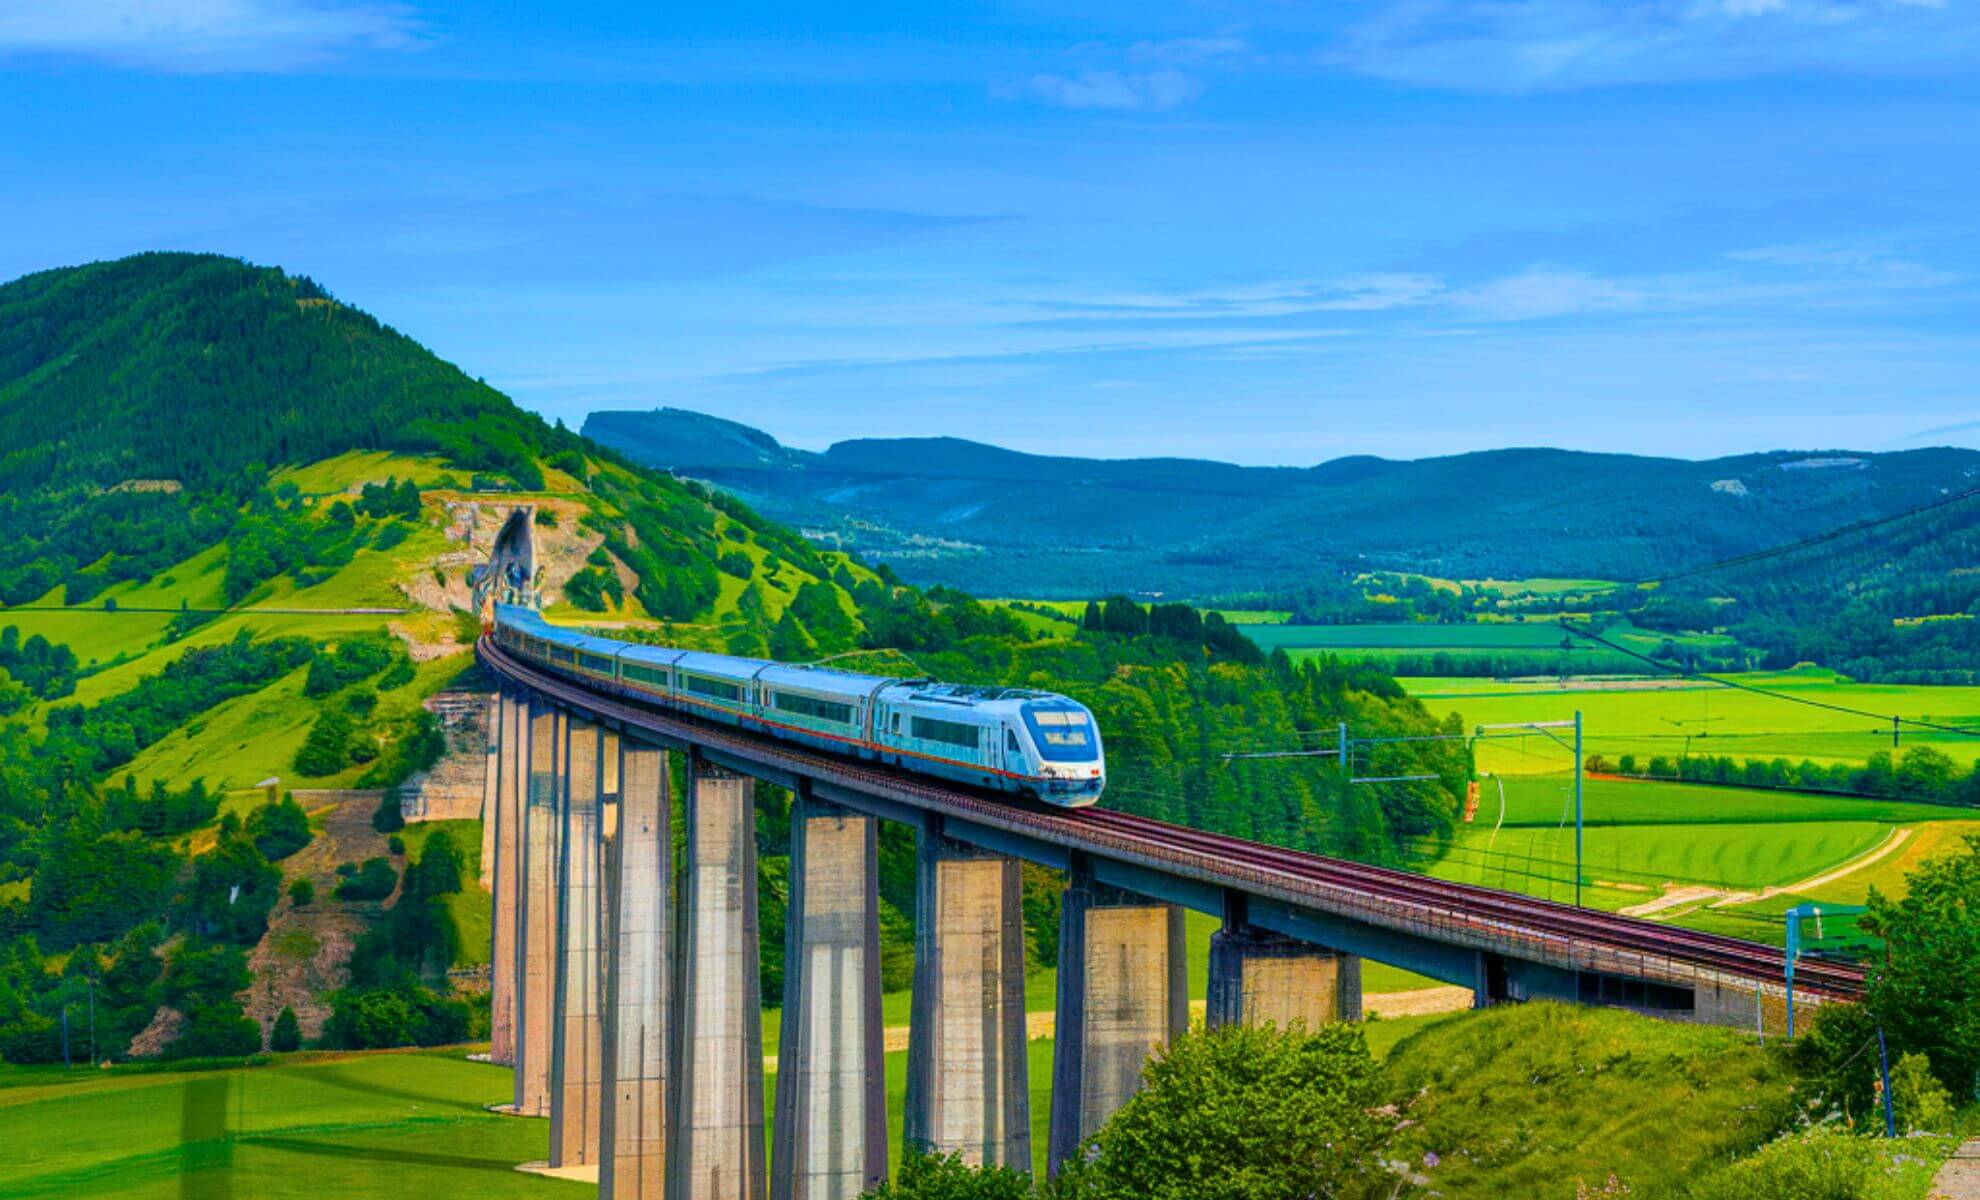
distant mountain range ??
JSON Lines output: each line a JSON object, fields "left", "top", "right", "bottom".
{"left": 582, "top": 407, "right": 1980, "bottom": 599}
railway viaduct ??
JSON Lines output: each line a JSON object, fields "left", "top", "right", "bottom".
{"left": 468, "top": 520, "right": 1862, "bottom": 1199}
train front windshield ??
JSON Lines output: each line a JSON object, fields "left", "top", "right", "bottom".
{"left": 1022, "top": 703, "right": 1099, "bottom": 762}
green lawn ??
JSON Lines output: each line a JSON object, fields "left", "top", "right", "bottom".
{"left": 1425, "top": 818, "right": 1896, "bottom": 911}
{"left": 1407, "top": 668, "right": 1980, "bottom": 772}
{"left": 0, "top": 1003, "right": 1468, "bottom": 1197}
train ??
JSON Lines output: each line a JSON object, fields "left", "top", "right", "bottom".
{"left": 489, "top": 603, "right": 1106, "bottom": 806}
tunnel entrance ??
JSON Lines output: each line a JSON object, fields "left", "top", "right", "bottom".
{"left": 474, "top": 505, "right": 540, "bottom": 618}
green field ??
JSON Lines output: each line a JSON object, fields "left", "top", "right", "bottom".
{"left": 1408, "top": 669, "right": 1980, "bottom": 773}
{"left": 1412, "top": 773, "right": 1980, "bottom": 939}
{"left": 0, "top": 1004, "right": 1465, "bottom": 1196}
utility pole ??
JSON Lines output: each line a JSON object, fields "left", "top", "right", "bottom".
{"left": 1476, "top": 716, "right": 1583, "bottom": 906}
{"left": 1878, "top": 1028, "right": 1897, "bottom": 1137}
{"left": 1574, "top": 710, "right": 1584, "bottom": 909}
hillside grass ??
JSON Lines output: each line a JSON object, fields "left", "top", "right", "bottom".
{"left": 1383, "top": 1002, "right": 1800, "bottom": 1198}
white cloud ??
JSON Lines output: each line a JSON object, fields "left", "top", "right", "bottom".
{"left": 0, "top": 0, "right": 425, "bottom": 72}
{"left": 1126, "top": 33, "right": 1252, "bottom": 66}
{"left": 1323, "top": 0, "right": 1979, "bottom": 92}
{"left": 1014, "top": 67, "right": 1203, "bottom": 112}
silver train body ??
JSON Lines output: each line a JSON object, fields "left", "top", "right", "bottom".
{"left": 491, "top": 604, "right": 1105, "bottom": 806}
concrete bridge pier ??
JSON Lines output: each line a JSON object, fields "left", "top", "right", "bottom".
{"left": 489, "top": 688, "right": 524, "bottom": 1067}
{"left": 1207, "top": 892, "right": 1360, "bottom": 1029}
{"left": 550, "top": 718, "right": 606, "bottom": 1167}
{"left": 667, "top": 759, "right": 766, "bottom": 1200}
{"left": 770, "top": 788, "right": 887, "bottom": 1200}
{"left": 904, "top": 818, "right": 1029, "bottom": 1169}
{"left": 515, "top": 701, "right": 565, "bottom": 1117}
{"left": 1047, "top": 862, "right": 1187, "bottom": 1176}
{"left": 601, "top": 736, "right": 670, "bottom": 1199}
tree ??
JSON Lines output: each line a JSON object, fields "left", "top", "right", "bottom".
{"left": 271, "top": 1006, "right": 302, "bottom": 1052}
{"left": 246, "top": 795, "right": 312, "bottom": 861}
{"left": 294, "top": 707, "right": 354, "bottom": 777}
{"left": 183, "top": 834, "right": 282, "bottom": 945}
{"left": 861, "top": 1150, "right": 1033, "bottom": 1200}
{"left": 1858, "top": 834, "right": 1980, "bottom": 1097}
{"left": 1052, "top": 1022, "right": 1389, "bottom": 1200}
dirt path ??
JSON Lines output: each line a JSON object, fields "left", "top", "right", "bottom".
{"left": 1709, "top": 826, "right": 1913, "bottom": 908}
{"left": 1933, "top": 1140, "right": 1980, "bottom": 1200}
{"left": 1616, "top": 826, "right": 1916, "bottom": 919}
{"left": 242, "top": 790, "right": 396, "bottom": 1044}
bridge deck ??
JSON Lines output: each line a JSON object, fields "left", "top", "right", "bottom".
{"left": 479, "top": 639, "right": 1865, "bottom": 1003}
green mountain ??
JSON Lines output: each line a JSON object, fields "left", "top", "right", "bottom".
{"left": 0, "top": 254, "right": 1467, "bottom": 1064}
{"left": 583, "top": 407, "right": 1980, "bottom": 599}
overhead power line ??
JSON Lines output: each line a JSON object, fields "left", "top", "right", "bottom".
{"left": 1598, "top": 484, "right": 1980, "bottom": 592}
{"left": 1561, "top": 621, "right": 1980, "bottom": 739}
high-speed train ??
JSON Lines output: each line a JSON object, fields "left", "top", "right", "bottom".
{"left": 490, "top": 604, "right": 1106, "bottom": 806}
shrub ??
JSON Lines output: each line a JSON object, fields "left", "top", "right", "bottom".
{"left": 1053, "top": 1022, "right": 1388, "bottom": 1200}
{"left": 1684, "top": 1126, "right": 1949, "bottom": 1200}
{"left": 287, "top": 878, "right": 314, "bottom": 907}
{"left": 860, "top": 1150, "right": 1032, "bottom": 1200}
{"left": 293, "top": 708, "right": 354, "bottom": 777}
{"left": 387, "top": 835, "right": 405, "bottom": 856}
{"left": 247, "top": 795, "right": 312, "bottom": 861}
{"left": 371, "top": 791, "right": 405, "bottom": 834}
{"left": 324, "top": 985, "right": 468, "bottom": 1050}
{"left": 334, "top": 858, "right": 398, "bottom": 902}
{"left": 271, "top": 1006, "right": 302, "bottom": 1053}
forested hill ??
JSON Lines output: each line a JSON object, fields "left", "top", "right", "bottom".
{"left": 0, "top": 253, "right": 554, "bottom": 494}
{"left": 584, "top": 406, "right": 1980, "bottom": 599}
{"left": 0, "top": 253, "right": 1469, "bottom": 1064}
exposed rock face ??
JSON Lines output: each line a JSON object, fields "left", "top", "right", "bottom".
{"left": 397, "top": 691, "right": 493, "bottom": 823}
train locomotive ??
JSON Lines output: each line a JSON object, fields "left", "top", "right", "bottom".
{"left": 490, "top": 604, "right": 1106, "bottom": 806}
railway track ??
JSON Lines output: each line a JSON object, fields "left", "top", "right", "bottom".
{"left": 480, "top": 639, "right": 1867, "bottom": 1001}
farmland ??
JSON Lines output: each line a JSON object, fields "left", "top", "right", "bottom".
{"left": 1244, "top": 619, "right": 1736, "bottom": 673}
{"left": 1406, "top": 668, "right": 1980, "bottom": 773}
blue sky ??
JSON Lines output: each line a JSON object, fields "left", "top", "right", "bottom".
{"left": 2, "top": 1, "right": 1977, "bottom": 463}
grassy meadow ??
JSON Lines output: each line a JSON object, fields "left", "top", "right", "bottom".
{"left": 1406, "top": 668, "right": 1980, "bottom": 772}
{"left": 0, "top": 1005, "right": 1467, "bottom": 1197}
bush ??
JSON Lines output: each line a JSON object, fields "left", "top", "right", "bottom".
{"left": 287, "top": 878, "right": 314, "bottom": 907}
{"left": 271, "top": 1006, "right": 302, "bottom": 1052}
{"left": 1685, "top": 1126, "right": 1950, "bottom": 1200}
{"left": 293, "top": 708, "right": 354, "bottom": 777}
{"left": 1053, "top": 1022, "right": 1389, "bottom": 1200}
{"left": 323, "top": 984, "right": 468, "bottom": 1049}
{"left": 247, "top": 795, "right": 312, "bottom": 861}
{"left": 334, "top": 858, "right": 398, "bottom": 902}
{"left": 371, "top": 791, "right": 405, "bottom": 834}
{"left": 387, "top": 835, "right": 405, "bottom": 856}
{"left": 1892, "top": 1052, "right": 1955, "bottom": 1134}
{"left": 183, "top": 835, "right": 281, "bottom": 944}
{"left": 860, "top": 1150, "right": 1032, "bottom": 1200}
{"left": 165, "top": 1003, "right": 265, "bottom": 1059}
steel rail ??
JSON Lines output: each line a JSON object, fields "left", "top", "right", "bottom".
{"left": 478, "top": 639, "right": 1866, "bottom": 1001}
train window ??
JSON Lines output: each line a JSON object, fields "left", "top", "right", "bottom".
{"left": 683, "top": 674, "right": 743, "bottom": 703}
{"left": 772, "top": 692, "right": 853, "bottom": 724}
{"left": 624, "top": 664, "right": 668, "bottom": 687}
{"left": 890, "top": 712, "right": 901, "bottom": 734}
{"left": 912, "top": 715, "right": 980, "bottom": 749}
{"left": 579, "top": 653, "right": 614, "bottom": 673}
{"left": 1007, "top": 729, "right": 1022, "bottom": 755}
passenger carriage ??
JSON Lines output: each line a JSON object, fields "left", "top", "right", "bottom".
{"left": 490, "top": 604, "right": 1105, "bottom": 806}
